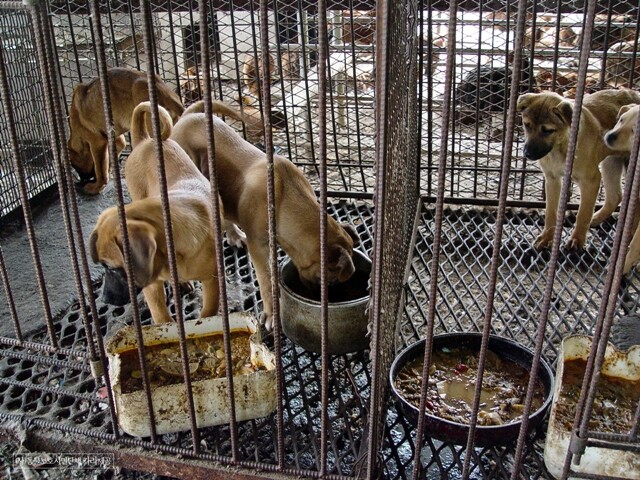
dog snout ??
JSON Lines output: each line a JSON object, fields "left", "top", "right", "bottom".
{"left": 523, "top": 142, "right": 549, "bottom": 161}
{"left": 102, "top": 267, "right": 135, "bottom": 306}
{"left": 604, "top": 131, "right": 617, "bottom": 147}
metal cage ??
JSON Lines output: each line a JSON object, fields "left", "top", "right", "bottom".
{"left": 0, "top": 0, "right": 639, "bottom": 479}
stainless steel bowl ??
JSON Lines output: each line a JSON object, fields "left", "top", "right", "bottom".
{"left": 279, "top": 250, "right": 371, "bottom": 355}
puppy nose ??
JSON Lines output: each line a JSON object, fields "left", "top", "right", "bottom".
{"left": 605, "top": 132, "right": 617, "bottom": 145}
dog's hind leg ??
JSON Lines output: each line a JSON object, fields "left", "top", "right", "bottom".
{"left": 83, "top": 140, "right": 109, "bottom": 195}
{"left": 623, "top": 222, "right": 640, "bottom": 274}
{"left": 592, "top": 155, "right": 625, "bottom": 226}
{"left": 245, "top": 238, "right": 273, "bottom": 330}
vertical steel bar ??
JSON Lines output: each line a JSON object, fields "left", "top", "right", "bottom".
{"left": 0, "top": 35, "right": 58, "bottom": 349}
{"left": 560, "top": 96, "right": 640, "bottom": 479}
{"left": 512, "top": 0, "right": 600, "bottom": 477}
{"left": 0, "top": 246, "right": 23, "bottom": 341}
{"left": 198, "top": 0, "right": 239, "bottom": 461}
{"left": 410, "top": 1, "right": 458, "bottom": 478}
{"left": 139, "top": 0, "right": 201, "bottom": 453}
{"left": 87, "top": 0, "right": 159, "bottom": 442}
{"left": 317, "top": 0, "right": 330, "bottom": 474}
{"left": 460, "top": 0, "right": 528, "bottom": 476}
{"left": 258, "top": 0, "right": 286, "bottom": 469}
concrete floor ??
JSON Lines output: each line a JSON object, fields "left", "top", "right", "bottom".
{"left": 0, "top": 180, "right": 118, "bottom": 339}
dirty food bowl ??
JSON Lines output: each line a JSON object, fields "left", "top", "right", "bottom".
{"left": 279, "top": 250, "right": 371, "bottom": 355}
{"left": 390, "top": 333, "right": 554, "bottom": 447}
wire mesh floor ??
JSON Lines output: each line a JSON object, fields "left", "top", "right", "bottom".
{"left": 0, "top": 201, "right": 637, "bottom": 479}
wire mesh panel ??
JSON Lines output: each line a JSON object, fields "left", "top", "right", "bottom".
{"left": 0, "top": 4, "right": 56, "bottom": 218}
{"left": 0, "top": 0, "right": 639, "bottom": 479}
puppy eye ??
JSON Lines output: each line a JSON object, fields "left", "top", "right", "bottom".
{"left": 541, "top": 126, "right": 555, "bottom": 136}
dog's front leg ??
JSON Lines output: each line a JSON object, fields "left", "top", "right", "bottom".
{"left": 84, "top": 140, "right": 109, "bottom": 195}
{"left": 567, "top": 176, "right": 600, "bottom": 250}
{"left": 143, "top": 280, "right": 173, "bottom": 324}
{"left": 535, "top": 173, "right": 561, "bottom": 250}
{"left": 623, "top": 223, "right": 640, "bottom": 274}
{"left": 592, "top": 155, "right": 624, "bottom": 226}
{"left": 246, "top": 238, "right": 274, "bottom": 329}
{"left": 200, "top": 277, "right": 220, "bottom": 318}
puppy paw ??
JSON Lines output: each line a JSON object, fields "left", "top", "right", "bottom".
{"left": 82, "top": 181, "right": 106, "bottom": 195}
{"left": 563, "top": 234, "right": 585, "bottom": 251}
{"left": 260, "top": 311, "right": 274, "bottom": 331}
{"left": 533, "top": 229, "right": 554, "bottom": 250}
{"left": 226, "top": 228, "right": 246, "bottom": 249}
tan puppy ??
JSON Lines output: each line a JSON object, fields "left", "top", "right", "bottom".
{"left": 89, "top": 102, "right": 219, "bottom": 324}
{"left": 170, "top": 101, "right": 358, "bottom": 329}
{"left": 604, "top": 103, "right": 640, "bottom": 273}
{"left": 517, "top": 89, "right": 640, "bottom": 250}
{"left": 68, "top": 68, "right": 184, "bottom": 195}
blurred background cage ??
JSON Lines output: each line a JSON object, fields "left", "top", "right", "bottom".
{"left": 0, "top": 0, "right": 638, "bottom": 479}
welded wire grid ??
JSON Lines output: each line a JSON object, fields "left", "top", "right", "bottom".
{"left": 0, "top": 7, "right": 56, "bottom": 218}
{"left": 0, "top": 0, "right": 639, "bottom": 479}
{"left": 47, "top": 0, "right": 378, "bottom": 194}
{"left": 421, "top": 3, "right": 640, "bottom": 204}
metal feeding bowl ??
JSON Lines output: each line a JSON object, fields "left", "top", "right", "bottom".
{"left": 389, "top": 333, "right": 555, "bottom": 447}
{"left": 279, "top": 250, "right": 371, "bottom": 355}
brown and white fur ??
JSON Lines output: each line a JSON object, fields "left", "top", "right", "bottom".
{"left": 68, "top": 68, "right": 184, "bottom": 195}
{"left": 517, "top": 89, "right": 640, "bottom": 250}
{"left": 90, "top": 102, "right": 220, "bottom": 324}
{"left": 170, "top": 100, "right": 358, "bottom": 329}
{"left": 604, "top": 103, "right": 640, "bottom": 273}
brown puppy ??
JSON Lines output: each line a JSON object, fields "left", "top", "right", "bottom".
{"left": 68, "top": 68, "right": 184, "bottom": 195}
{"left": 604, "top": 103, "right": 640, "bottom": 273}
{"left": 89, "top": 102, "right": 220, "bottom": 324}
{"left": 517, "top": 89, "right": 640, "bottom": 250}
{"left": 170, "top": 101, "right": 358, "bottom": 329}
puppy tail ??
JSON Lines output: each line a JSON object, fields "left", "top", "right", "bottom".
{"left": 183, "top": 100, "right": 246, "bottom": 122}
{"left": 130, "top": 101, "right": 173, "bottom": 147}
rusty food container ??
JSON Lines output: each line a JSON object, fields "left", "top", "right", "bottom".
{"left": 106, "top": 312, "right": 276, "bottom": 437}
{"left": 279, "top": 249, "right": 371, "bottom": 355}
{"left": 544, "top": 335, "right": 640, "bottom": 479}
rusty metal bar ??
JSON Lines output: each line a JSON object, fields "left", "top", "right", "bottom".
{"left": 460, "top": 0, "right": 529, "bottom": 475}
{"left": 198, "top": 0, "right": 239, "bottom": 461}
{"left": 0, "top": 247, "right": 23, "bottom": 342}
{"left": 409, "top": 2, "right": 458, "bottom": 478}
{"left": 139, "top": 0, "right": 201, "bottom": 452}
{"left": 87, "top": 0, "right": 157, "bottom": 441}
{"left": 258, "top": 0, "right": 286, "bottom": 470}
{"left": 0, "top": 35, "right": 58, "bottom": 349}
{"left": 317, "top": 0, "right": 330, "bottom": 474}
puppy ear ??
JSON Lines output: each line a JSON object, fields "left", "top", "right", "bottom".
{"left": 340, "top": 223, "right": 360, "bottom": 245}
{"left": 553, "top": 101, "right": 573, "bottom": 126}
{"left": 126, "top": 221, "right": 157, "bottom": 287}
{"left": 333, "top": 246, "right": 355, "bottom": 283}
{"left": 618, "top": 104, "right": 633, "bottom": 119}
{"left": 516, "top": 93, "right": 536, "bottom": 112}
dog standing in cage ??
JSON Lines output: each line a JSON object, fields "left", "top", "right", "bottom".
{"left": 516, "top": 89, "right": 640, "bottom": 251}
{"left": 89, "top": 102, "right": 222, "bottom": 324}
{"left": 170, "top": 100, "right": 359, "bottom": 330}
{"left": 604, "top": 103, "right": 640, "bottom": 274}
{"left": 67, "top": 68, "right": 184, "bottom": 195}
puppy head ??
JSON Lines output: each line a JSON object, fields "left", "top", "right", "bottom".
{"left": 68, "top": 90, "right": 96, "bottom": 182}
{"left": 89, "top": 208, "right": 158, "bottom": 305}
{"left": 517, "top": 92, "right": 570, "bottom": 160}
{"left": 296, "top": 221, "right": 359, "bottom": 289}
{"left": 604, "top": 104, "right": 639, "bottom": 151}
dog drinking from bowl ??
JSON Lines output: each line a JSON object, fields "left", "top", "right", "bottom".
{"left": 90, "top": 102, "right": 222, "bottom": 324}
{"left": 68, "top": 68, "right": 184, "bottom": 195}
{"left": 170, "top": 100, "right": 359, "bottom": 330}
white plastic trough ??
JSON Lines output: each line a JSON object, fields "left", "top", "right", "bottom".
{"left": 105, "top": 313, "right": 277, "bottom": 437}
